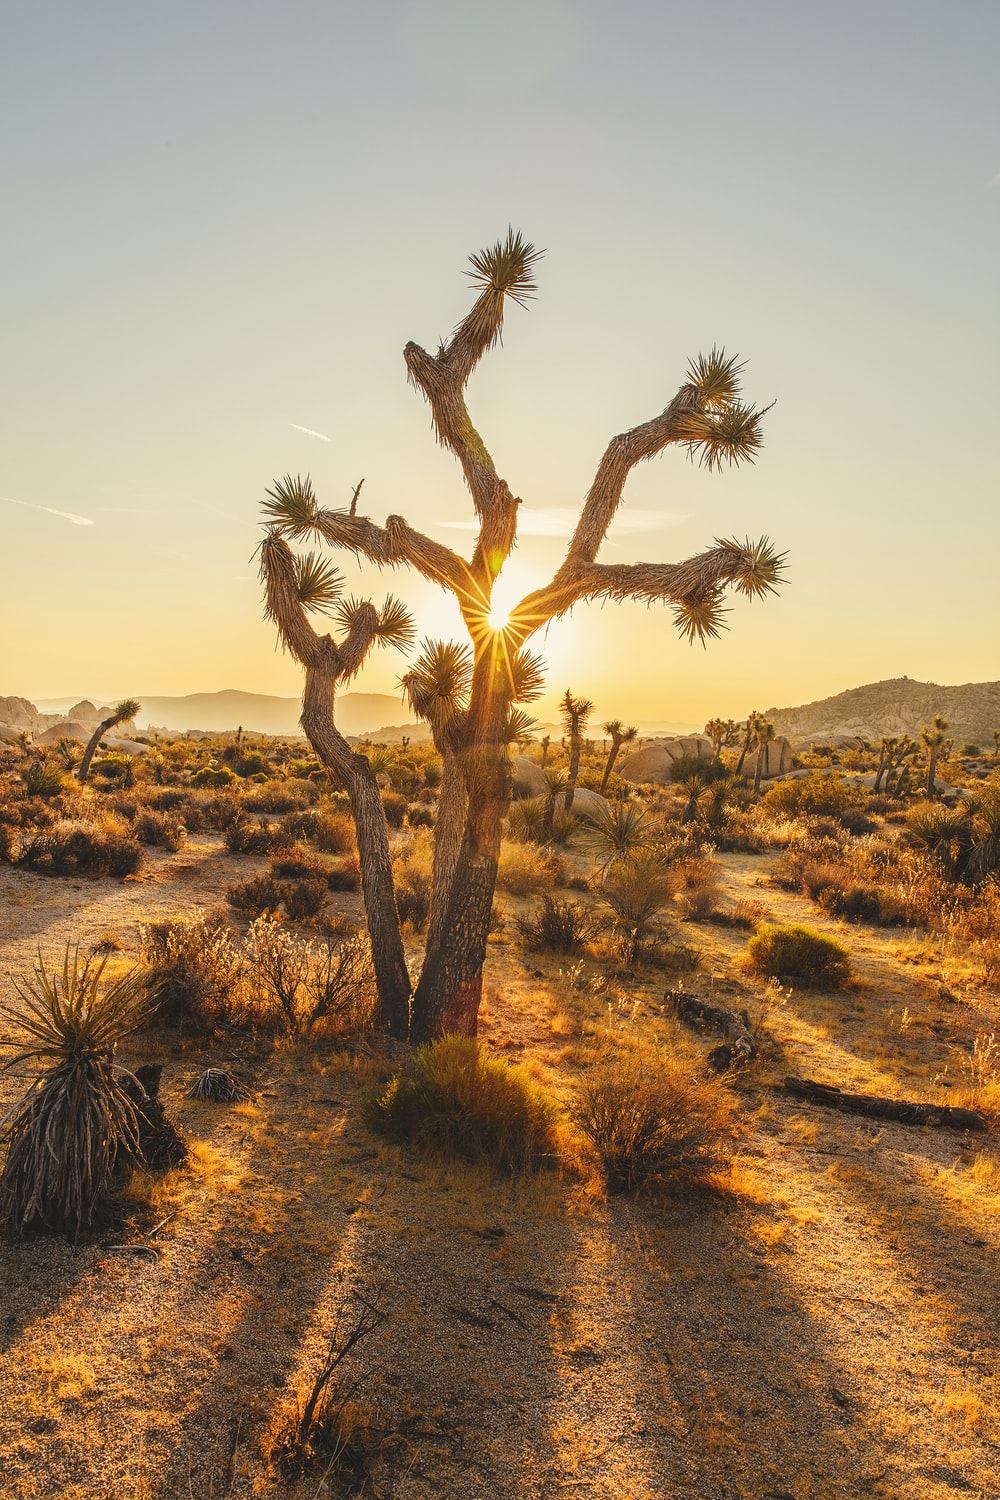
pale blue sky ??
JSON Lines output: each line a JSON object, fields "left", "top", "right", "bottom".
{"left": 2, "top": 1, "right": 997, "bottom": 723}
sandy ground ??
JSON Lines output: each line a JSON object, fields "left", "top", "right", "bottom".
{"left": 1, "top": 838, "right": 998, "bottom": 1499}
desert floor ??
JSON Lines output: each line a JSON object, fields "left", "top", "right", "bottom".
{"left": 1, "top": 836, "right": 998, "bottom": 1499}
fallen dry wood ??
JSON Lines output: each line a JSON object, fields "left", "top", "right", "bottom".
{"left": 782, "top": 1075, "right": 987, "bottom": 1131}
{"left": 671, "top": 991, "right": 757, "bottom": 1071}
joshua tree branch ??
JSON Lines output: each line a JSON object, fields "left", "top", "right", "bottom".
{"left": 337, "top": 603, "right": 381, "bottom": 682}
{"left": 311, "top": 509, "right": 469, "bottom": 597}
{"left": 260, "top": 533, "right": 323, "bottom": 668}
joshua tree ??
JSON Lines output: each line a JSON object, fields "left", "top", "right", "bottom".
{"left": 704, "top": 717, "right": 738, "bottom": 759}
{"left": 735, "top": 710, "right": 762, "bottom": 776}
{"left": 260, "top": 230, "right": 785, "bottom": 1039}
{"left": 77, "top": 698, "right": 141, "bottom": 784}
{"left": 751, "top": 719, "right": 777, "bottom": 794}
{"left": 258, "top": 530, "right": 415, "bottom": 1036}
{"left": 921, "top": 715, "right": 951, "bottom": 797}
{"left": 599, "top": 719, "right": 638, "bottom": 794}
{"left": 560, "top": 690, "right": 594, "bottom": 811}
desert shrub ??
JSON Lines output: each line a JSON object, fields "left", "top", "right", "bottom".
{"left": 326, "top": 857, "right": 361, "bottom": 892}
{"left": 281, "top": 877, "right": 329, "bottom": 922}
{"left": 816, "top": 882, "right": 906, "bottom": 926}
{"left": 132, "top": 810, "right": 186, "bottom": 852}
{"left": 668, "top": 753, "right": 725, "bottom": 785}
{"left": 16, "top": 823, "right": 143, "bottom": 878}
{"left": 747, "top": 923, "right": 851, "bottom": 987}
{"left": 278, "top": 808, "right": 321, "bottom": 842}
{"left": 517, "top": 894, "right": 599, "bottom": 953}
{"left": 224, "top": 817, "right": 287, "bottom": 855}
{"left": 366, "top": 1035, "right": 559, "bottom": 1172}
{"left": 226, "top": 872, "right": 285, "bottom": 917}
{"left": 407, "top": 802, "right": 434, "bottom": 828}
{"left": 392, "top": 836, "right": 433, "bottom": 932}
{"left": 600, "top": 855, "right": 674, "bottom": 959}
{"left": 243, "top": 779, "right": 316, "bottom": 813}
{"left": 380, "top": 791, "right": 408, "bottom": 828}
{"left": 0, "top": 949, "right": 153, "bottom": 1235}
{"left": 313, "top": 812, "right": 356, "bottom": 854}
{"left": 269, "top": 845, "right": 330, "bottom": 882}
{"left": 669, "top": 854, "right": 722, "bottom": 921}
{"left": 191, "top": 765, "right": 238, "bottom": 788}
{"left": 21, "top": 760, "right": 65, "bottom": 799}
{"left": 187, "top": 1067, "right": 248, "bottom": 1103}
{"left": 244, "top": 917, "right": 375, "bottom": 1036}
{"left": 576, "top": 1050, "right": 738, "bottom": 1192}
{"left": 731, "top": 897, "right": 774, "bottom": 930}
{"left": 762, "top": 773, "right": 865, "bottom": 820}
{"left": 141, "top": 916, "right": 244, "bottom": 1030}
{"left": 497, "top": 841, "right": 564, "bottom": 897}
{"left": 506, "top": 795, "right": 547, "bottom": 844}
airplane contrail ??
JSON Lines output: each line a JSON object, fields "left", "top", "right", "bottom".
{"left": 290, "top": 423, "right": 331, "bottom": 442}
{"left": 4, "top": 497, "right": 94, "bottom": 526}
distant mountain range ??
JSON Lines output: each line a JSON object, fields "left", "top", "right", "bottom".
{"left": 29, "top": 690, "right": 417, "bottom": 738}
{"left": 768, "top": 678, "right": 1000, "bottom": 747}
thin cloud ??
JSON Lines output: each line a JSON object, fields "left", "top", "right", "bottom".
{"left": 435, "top": 506, "right": 687, "bottom": 537}
{"left": 4, "top": 497, "right": 94, "bottom": 526}
{"left": 290, "top": 422, "right": 331, "bottom": 442}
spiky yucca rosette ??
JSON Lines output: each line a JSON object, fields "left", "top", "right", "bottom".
{"left": 0, "top": 947, "right": 151, "bottom": 1236}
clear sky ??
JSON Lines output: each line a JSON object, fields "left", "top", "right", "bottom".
{"left": 2, "top": 0, "right": 998, "bottom": 726}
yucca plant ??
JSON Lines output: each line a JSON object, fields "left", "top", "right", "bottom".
{"left": 0, "top": 947, "right": 152, "bottom": 1236}
{"left": 579, "top": 797, "right": 651, "bottom": 873}
{"left": 22, "top": 758, "right": 65, "bottom": 799}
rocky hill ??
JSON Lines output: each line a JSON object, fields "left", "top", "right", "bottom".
{"left": 5, "top": 690, "right": 420, "bottom": 739}
{"left": 767, "top": 677, "right": 1000, "bottom": 747}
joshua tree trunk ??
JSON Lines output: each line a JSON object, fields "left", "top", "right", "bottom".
{"left": 411, "top": 655, "right": 511, "bottom": 1041}
{"left": 598, "top": 722, "right": 636, "bottom": 795}
{"left": 735, "top": 712, "right": 759, "bottom": 777}
{"left": 260, "top": 532, "right": 412, "bottom": 1039}
{"left": 425, "top": 749, "right": 469, "bottom": 961}
{"left": 78, "top": 699, "right": 141, "bottom": 784}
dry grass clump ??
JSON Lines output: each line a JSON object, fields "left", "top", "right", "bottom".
{"left": 950, "top": 1033, "right": 1000, "bottom": 1124}
{"left": 224, "top": 817, "right": 288, "bottom": 855}
{"left": 576, "top": 1049, "right": 739, "bottom": 1193}
{"left": 243, "top": 917, "right": 376, "bottom": 1038}
{"left": 242, "top": 779, "right": 317, "bottom": 813}
{"left": 497, "top": 840, "right": 566, "bottom": 897}
{"left": 366, "top": 1036, "right": 560, "bottom": 1173}
{"left": 748, "top": 923, "right": 852, "bottom": 987}
{"left": 186, "top": 1067, "right": 248, "bottom": 1103}
{"left": 670, "top": 854, "right": 723, "bottom": 921}
{"left": 517, "top": 894, "right": 600, "bottom": 954}
{"left": 599, "top": 854, "right": 674, "bottom": 960}
{"left": 0, "top": 948, "right": 153, "bottom": 1235}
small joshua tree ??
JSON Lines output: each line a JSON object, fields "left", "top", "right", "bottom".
{"left": 599, "top": 720, "right": 638, "bottom": 795}
{"left": 77, "top": 698, "right": 141, "bottom": 784}
{"left": 260, "top": 230, "right": 785, "bottom": 1040}
{"left": 921, "top": 715, "right": 951, "bottom": 796}
{"left": 559, "top": 690, "right": 594, "bottom": 812}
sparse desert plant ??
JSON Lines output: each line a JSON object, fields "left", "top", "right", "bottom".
{"left": 952, "top": 1033, "right": 1000, "bottom": 1123}
{"left": 670, "top": 854, "right": 722, "bottom": 921}
{"left": 226, "top": 871, "right": 285, "bottom": 917}
{"left": 186, "top": 1067, "right": 248, "bottom": 1103}
{"left": 141, "top": 916, "right": 244, "bottom": 1030}
{"left": 312, "top": 811, "right": 357, "bottom": 853}
{"left": 243, "top": 917, "right": 375, "bottom": 1036}
{"left": 506, "top": 795, "right": 548, "bottom": 844}
{"left": 576, "top": 1050, "right": 739, "bottom": 1192}
{"left": 516, "top": 894, "right": 599, "bottom": 954}
{"left": 747, "top": 923, "right": 851, "bottom": 987}
{"left": 325, "top": 856, "right": 361, "bottom": 892}
{"left": 366, "top": 1035, "right": 559, "bottom": 1172}
{"left": 243, "top": 779, "right": 316, "bottom": 814}
{"left": 579, "top": 797, "right": 651, "bottom": 872}
{"left": 191, "top": 765, "right": 239, "bottom": 789}
{"left": 380, "top": 791, "right": 408, "bottom": 828}
{"left": 600, "top": 854, "right": 674, "bottom": 959}
{"left": 264, "top": 1292, "right": 387, "bottom": 1482}
{"left": 0, "top": 948, "right": 152, "bottom": 1235}
{"left": 21, "top": 759, "right": 65, "bottom": 799}
{"left": 131, "top": 809, "right": 186, "bottom": 852}
{"left": 281, "top": 875, "right": 329, "bottom": 922}
{"left": 224, "top": 817, "right": 287, "bottom": 855}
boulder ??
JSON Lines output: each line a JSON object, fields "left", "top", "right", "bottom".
{"left": 35, "top": 721, "right": 89, "bottom": 744}
{"left": 618, "top": 735, "right": 716, "bottom": 785}
{"left": 565, "top": 787, "right": 610, "bottom": 822}
{"left": 0, "top": 725, "right": 27, "bottom": 743}
{"left": 68, "top": 700, "right": 101, "bottom": 725}
{"left": 103, "top": 737, "right": 148, "bottom": 755}
{"left": 744, "top": 737, "right": 793, "bottom": 780}
{"left": 511, "top": 754, "right": 547, "bottom": 799}
{"left": 791, "top": 734, "right": 867, "bottom": 753}
{"left": 0, "top": 696, "right": 43, "bottom": 730}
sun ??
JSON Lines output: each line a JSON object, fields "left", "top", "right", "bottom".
{"left": 487, "top": 604, "right": 511, "bottom": 633}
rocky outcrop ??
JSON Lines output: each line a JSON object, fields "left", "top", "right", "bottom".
{"left": 618, "top": 735, "right": 715, "bottom": 785}
{"left": 35, "top": 722, "right": 90, "bottom": 744}
{"left": 744, "top": 736, "right": 793, "bottom": 780}
{"left": 768, "top": 678, "right": 1000, "bottom": 747}
{"left": 0, "top": 696, "right": 45, "bottom": 730}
